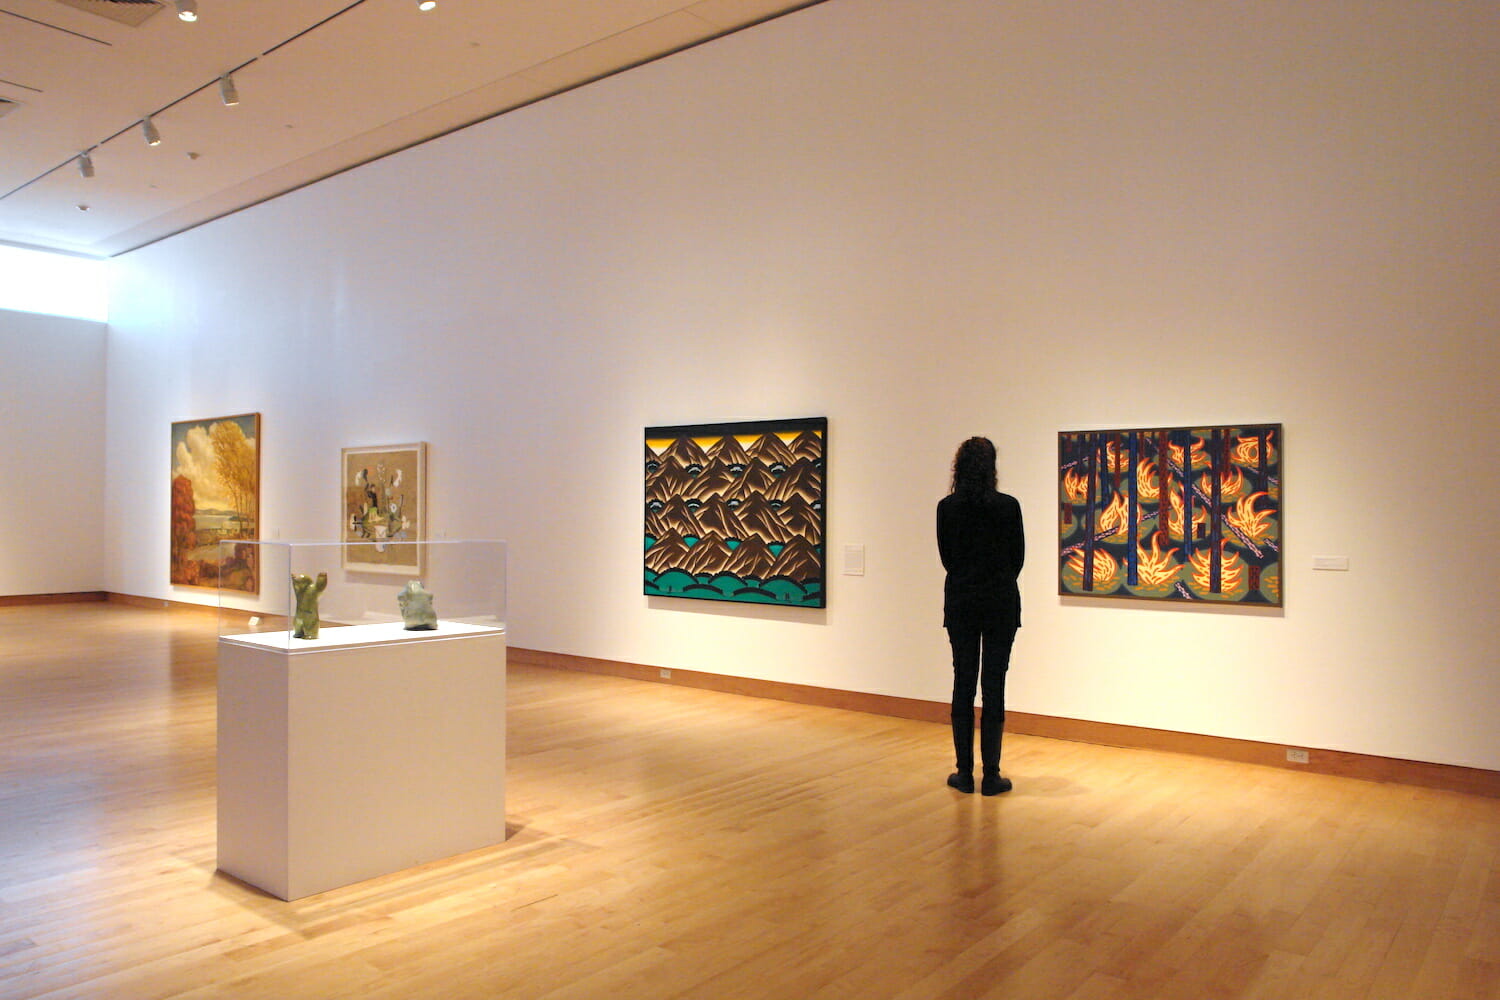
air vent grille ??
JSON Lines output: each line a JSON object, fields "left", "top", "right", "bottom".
{"left": 51, "top": 0, "right": 163, "bottom": 27}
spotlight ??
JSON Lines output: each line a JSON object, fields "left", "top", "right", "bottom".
{"left": 77, "top": 151, "right": 94, "bottom": 178}
{"left": 142, "top": 117, "right": 161, "bottom": 146}
{"left": 176, "top": 0, "right": 198, "bottom": 21}
{"left": 219, "top": 73, "right": 239, "bottom": 107}
{"left": 418, "top": 1, "right": 436, "bottom": 10}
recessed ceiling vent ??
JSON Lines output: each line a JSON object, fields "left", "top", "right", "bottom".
{"left": 51, "top": 0, "right": 163, "bottom": 27}
{"left": 0, "top": 99, "right": 19, "bottom": 121}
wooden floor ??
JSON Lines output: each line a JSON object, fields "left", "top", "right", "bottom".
{"left": 2, "top": 604, "right": 1498, "bottom": 1000}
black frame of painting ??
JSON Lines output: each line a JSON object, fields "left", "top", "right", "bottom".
{"left": 645, "top": 417, "right": 827, "bottom": 608}
{"left": 1058, "top": 424, "right": 1283, "bottom": 606}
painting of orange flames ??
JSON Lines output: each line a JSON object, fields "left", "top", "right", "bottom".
{"left": 1059, "top": 425, "right": 1281, "bottom": 605}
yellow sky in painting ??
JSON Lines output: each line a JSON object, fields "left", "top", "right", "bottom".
{"left": 645, "top": 430, "right": 816, "bottom": 454}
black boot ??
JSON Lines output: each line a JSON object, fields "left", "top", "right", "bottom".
{"left": 979, "top": 709, "right": 1011, "bottom": 795}
{"left": 948, "top": 710, "right": 975, "bottom": 792}
{"left": 981, "top": 772, "right": 1012, "bottom": 796}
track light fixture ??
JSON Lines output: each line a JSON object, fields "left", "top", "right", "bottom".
{"left": 77, "top": 152, "right": 94, "bottom": 178}
{"left": 176, "top": 1, "right": 198, "bottom": 22}
{"left": 219, "top": 73, "right": 239, "bottom": 107}
{"left": 142, "top": 117, "right": 161, "bottom": 146}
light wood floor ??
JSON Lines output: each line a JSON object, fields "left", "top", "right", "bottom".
{"left": 2, "top": 603, "right": 1498, "bottom": 1000}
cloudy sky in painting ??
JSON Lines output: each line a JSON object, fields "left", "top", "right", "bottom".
{"left": 172, "top": 422, "right": 254, "bottom": 512}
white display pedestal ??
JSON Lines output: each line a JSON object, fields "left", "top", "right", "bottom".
{"left": 216, "top": 622, "right": 507, "bottom": 901}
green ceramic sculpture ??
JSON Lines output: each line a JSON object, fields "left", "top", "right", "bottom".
{"left": 291, "top": 571, "right": 328, "bottom": 639}
{"left": 398, "top": 579, "right": 437, "bottom": 630}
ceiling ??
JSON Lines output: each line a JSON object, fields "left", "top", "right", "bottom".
{"left": 0, "top": 0, "right": 819, "bottom": 258}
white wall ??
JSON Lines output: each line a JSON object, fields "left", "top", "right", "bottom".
{"left": 0, "top": 309, "right": 106, "bottom": 595}
{"left": 104, "top": 0, "right": 1500, "bottom": 768}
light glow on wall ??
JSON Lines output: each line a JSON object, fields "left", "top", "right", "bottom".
{"left": 0, "top": 246, "right": 109, "bottom": 322}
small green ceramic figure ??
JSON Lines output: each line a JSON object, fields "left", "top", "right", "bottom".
{"left": 397, "top": 580, "right": 437, "bottom": 630}
{"left": 291, "top": 572, "right": 328, "bottom": 640}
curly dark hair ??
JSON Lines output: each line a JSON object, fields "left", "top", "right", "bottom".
{"left": 950, "top": 436, "right": 997, "bottom": 495}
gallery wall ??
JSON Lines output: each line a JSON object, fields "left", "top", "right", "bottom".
{"left": 0, "top": 309, "right": 106, "bottom": 596}
{"left": 102, "top": 0, "right": 1500, "bottom": 768}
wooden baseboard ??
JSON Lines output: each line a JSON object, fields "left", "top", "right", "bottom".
{"left": 21, "top": 600, "right": 1498, "bottom": 800}
{"left": 1004, "top": 713, "right": 1500, "bottom": 798}
{"left": 509, "top": 647, "right": 951, "bottom": 725}
{"left": 0, "top": 591, "right": 107, "bottom": 607}
{"left": 106, "top": 592, "right": 218, "bottom": 615}
{"left": 510, "top": 647, "right": 1500, "bottom": 799}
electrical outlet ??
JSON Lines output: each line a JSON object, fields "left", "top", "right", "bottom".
{"left": 660, "top": 668, "right": 672, "bottom": 679}
{"left": 1285, "top": 748, "right": 1310, "bottom": 764}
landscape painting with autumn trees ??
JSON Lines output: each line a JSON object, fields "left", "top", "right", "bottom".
{"left": 170, "top": 413, "right": 260, "bottom": 593}
{"left": 645, "top": 418, "right": 826, "bottom": 607}
{"left": 1059, "top": 424, "right": 1281, "bottom": 605}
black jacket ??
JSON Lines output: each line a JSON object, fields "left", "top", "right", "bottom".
{"left": 937, "top": 490, "right": 1024, "bottom": 629}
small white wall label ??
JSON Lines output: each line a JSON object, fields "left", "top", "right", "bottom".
{"left": 1312, "top": 556, "right": 1350, "bottom": 571}
{"left": 843, "top": 544, "right": 866, "bottom": 576}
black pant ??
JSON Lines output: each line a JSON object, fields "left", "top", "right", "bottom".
{"left": 946, "top": 624, "right": 1016, "bottom": 775}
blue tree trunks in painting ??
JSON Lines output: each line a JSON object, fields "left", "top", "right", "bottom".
{"left": 1058, "top": 425, "right": 1282, "bottom": 605}
{"left": 645, "top": 418, "right": 827, "bottom": 607}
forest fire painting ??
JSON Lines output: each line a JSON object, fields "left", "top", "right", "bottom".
{"left": 645, "top": 418, "right": 826, "bottom": 607}
{"left": 170, "top": 413, "right": 260, "bottom": 593}
{"left": 1059, "top": 424, "right": 1281, "bottom": 605}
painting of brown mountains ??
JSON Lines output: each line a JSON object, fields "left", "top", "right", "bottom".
{"left": 645, "top": 418, "right": 826, "bottom": 607}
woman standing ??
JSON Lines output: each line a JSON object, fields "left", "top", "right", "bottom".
{"left": 937, "top": 437, "right": 1024, "bottom": 795}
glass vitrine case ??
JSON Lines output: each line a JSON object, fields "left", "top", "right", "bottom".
{"left": 216, "top": 539, "right": 506, "bottom": 650}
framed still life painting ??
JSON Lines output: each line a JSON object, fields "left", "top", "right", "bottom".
{"left": 1059, "top": 424, "right": 1282, "bottom": 605}
{"left": 645, "top": 417, "right": 827, "bottom": 608}
{"left": 342, "top": 442, "right": 427, "bottom": 574}
{"left": 170, "top": 412, "right": 261, "bottom": 593}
